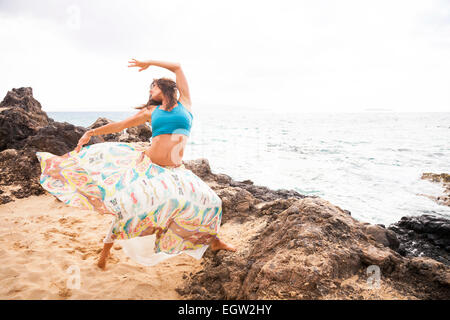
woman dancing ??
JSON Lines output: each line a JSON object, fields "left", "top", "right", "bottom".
{"left": 36, "top": 59, "right": 235, "bottom": 270}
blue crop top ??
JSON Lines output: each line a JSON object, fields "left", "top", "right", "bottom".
{"left": 151, "top": 101, "right": 193, "bottom": 138}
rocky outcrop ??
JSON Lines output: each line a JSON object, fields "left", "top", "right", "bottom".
{"left": 420, "top": 173, "right": 450, "bottom": 207}
{"left": 0, "top": 87, "right": 102, "bottom": 153}
{"left": 388, "top": 215, "right": 450, "bottom": 265}
{"left": 362, "top": 224, "right": 400, "bottom": 251}
{"left": 0, "top": 148, "right": 46, "bottom": 202}
{"left": 0, "top": 87, "right": 50, "bottom": 150}
{"left": 176, "top": 190, "right": 449, "bottom": 299}
{"left": 0, "top": 87, "right": 49, "bottom": 122}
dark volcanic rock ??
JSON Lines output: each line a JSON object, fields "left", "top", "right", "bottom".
{"left": 0, "top": 148, "right": 46, "bottom": 199}
{"left": 183, "top": 158, "right": 215, "bottom": 180}
{"left": 0, "top": 118, "right": 104, "bottom": 200}
{"left": 230, "top": 181, "right": 310, "bottom": 202}
{"left": 422, "top": 172, "right": 450, "bottom": 184}
{"left": 0, "top": 87, "right": 49, "bottom": 123}
{"left": 388, "top": 214, "right": 450, "bottom": 266}
{"left": 363, "top": 224, "right": 400, "bottom": 251}
{"left": 87, "top": 117, "right": 121, "bottom": 142}
{"left": 126, "top": 123, "right": 152, "bottom": 142}
{"left": 0, "top": 87, "right": 50, "bottom": 150}
{"left": 20, "top": 121, "right": 96, "bottom": 154}
{"left": 0, "top": 87, "right": 102, "bottom": 154}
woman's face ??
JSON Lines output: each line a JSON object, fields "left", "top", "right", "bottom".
{"left": 150, "top": 82, "right": 162, "bottom": 101}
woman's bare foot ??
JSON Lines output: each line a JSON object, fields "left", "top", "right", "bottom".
{"left": 210, "top": 238, "right": 237, "bottom": 252}
{"left": 97, "top": 243, "right": 113, "bottom": 270}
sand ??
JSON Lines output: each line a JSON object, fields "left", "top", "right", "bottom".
{"left": 0, "top": 194, "right": 237, "bottom": 300}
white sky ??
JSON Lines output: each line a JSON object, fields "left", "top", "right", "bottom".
{"left": 0, "top": 0, "right": 449, "bottom": 112}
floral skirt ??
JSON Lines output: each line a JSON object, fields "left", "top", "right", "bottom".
{"left": 35, "top": 142, "right": 222, "bottom": 266}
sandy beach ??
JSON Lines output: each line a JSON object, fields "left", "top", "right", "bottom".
{"left": 0, "top": 194, "right": 243, "bottom": 299}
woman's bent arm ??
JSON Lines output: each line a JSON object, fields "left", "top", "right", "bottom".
{"left": 88, "top": 122, "right": 121, "bottom": 136}
{"left": 76, "top": 108, "right": 150, "bottom": 152}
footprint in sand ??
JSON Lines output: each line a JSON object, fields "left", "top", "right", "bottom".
{"left": 59, "top": 217, "right": 83, "bottom": 225}
{"left": 58, "top": 218, "right": 68, "bottom": 224}
{"left": 74, "top": 246, "right": 87, "bottom": 253}
{"left": 58, "top": 288, "right": 72, "bottom": 299}
{"left": 43, "top": 232, "right": 52, "bottom": 241}
{"left": 108, "top": 254, "right": 120, "bottom": 264}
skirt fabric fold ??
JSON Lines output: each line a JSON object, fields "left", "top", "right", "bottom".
{"left": 36, "top": 142, "right": 222, "bottom": 266}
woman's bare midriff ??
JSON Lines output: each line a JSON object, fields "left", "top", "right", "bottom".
{"left": 144, "top": 133, "right": 188, "bottom": 167}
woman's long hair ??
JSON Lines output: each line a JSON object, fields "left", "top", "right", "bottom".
{"left": 134, "top": 77, "right": 178, "bottom": 111}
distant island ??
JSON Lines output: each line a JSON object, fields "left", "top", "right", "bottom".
{"left": 363, "top": 108, "right": 393, "bottom": 112}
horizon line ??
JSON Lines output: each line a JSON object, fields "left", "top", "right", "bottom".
{"left": 44, "top": 109, "right": 450, "bottom": 113}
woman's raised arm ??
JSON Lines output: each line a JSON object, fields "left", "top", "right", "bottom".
{"left": 128, "top": 59, "right": 180, "bottom": 72}
{"left": 128, "top": 59, "right": 192, "bottom": 107}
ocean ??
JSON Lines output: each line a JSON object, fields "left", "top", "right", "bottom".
{"left": 47, "top": 109, "right": 450, "bottom": 226}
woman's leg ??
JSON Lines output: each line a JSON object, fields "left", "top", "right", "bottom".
{"left": 97, "top": 217, "right": 116, "bottom": 270}
{"left": 97, "top": 242, "right": 113, "bottom": 270}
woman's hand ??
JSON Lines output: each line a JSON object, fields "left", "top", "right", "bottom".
{"left": 128, "top": 58, "right": 150, "bottom": 72}
{"left": 75, "top": 130, "right": 94, "bottom": 153}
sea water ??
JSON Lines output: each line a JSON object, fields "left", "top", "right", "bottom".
{"left": 47, "top": 109, "right": 450, "bottom": 226}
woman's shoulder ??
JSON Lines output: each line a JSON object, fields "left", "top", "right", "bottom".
{"left": 178, "top": 98, "right": 192, "bottom": 114}
{"left": 140, "top": 105, "right": 159, "bottom": 122}
{"left": 147, "top": 105, "right": 159, "bottom": 112}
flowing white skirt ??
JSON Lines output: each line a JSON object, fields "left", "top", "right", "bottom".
{"left": 36, "top": 142, "right": 223, "bottom": 266}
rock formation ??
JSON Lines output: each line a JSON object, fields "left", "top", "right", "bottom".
{"left": 389, "top": 215, "right": 450, "bottom": 265}
{"left": 0, "top": 87, "right": 50, "bottom": 150}
{"left": 420, "top": 173, "right": 450, "bottom": 207}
